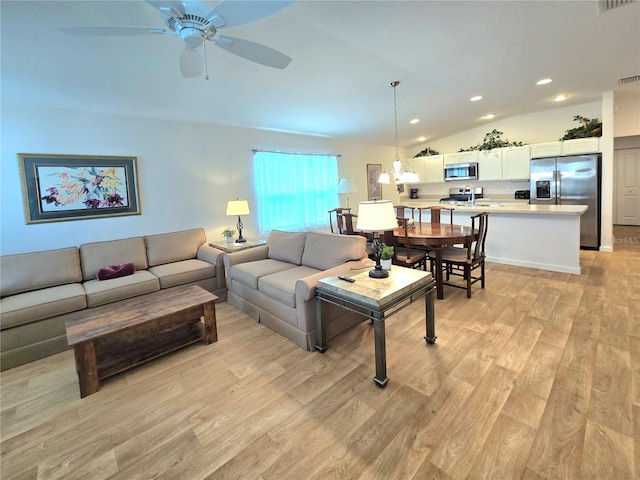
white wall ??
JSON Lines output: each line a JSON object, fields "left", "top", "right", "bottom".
{"left": 614, "top": 92, "right": 640, "bottom": 137}
{"left": 0, "top": 105, "right": 400, "bottom": 255}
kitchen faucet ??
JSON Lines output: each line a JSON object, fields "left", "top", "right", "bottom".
{"left": 465, "top": 185, "right": 475, "bottom": 206}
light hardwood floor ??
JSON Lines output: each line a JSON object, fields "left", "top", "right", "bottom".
{"left": 2, "top": 226, "right": 639, "bottom": 480}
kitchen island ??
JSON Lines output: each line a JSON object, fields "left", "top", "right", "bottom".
{"left": 401, "top": 201, "right": 588, "bottom": 274}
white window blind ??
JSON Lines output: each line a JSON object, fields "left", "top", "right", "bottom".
{"left": 254, "top": 151, "right": 339, "bottom": 236}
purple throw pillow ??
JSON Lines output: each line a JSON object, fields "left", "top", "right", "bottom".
{"left": 97, "top": 263, "right": 135, "bottom": 281}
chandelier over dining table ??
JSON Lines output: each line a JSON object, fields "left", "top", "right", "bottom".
{"left": 378, "top": 80, "right": 420, "bottom": 189}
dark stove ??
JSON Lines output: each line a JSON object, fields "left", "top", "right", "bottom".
{"left": 439, "top": 186, "right": 483, "bottom": 204}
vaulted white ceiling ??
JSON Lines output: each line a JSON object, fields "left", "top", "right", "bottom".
{"left": 2, "top": 0, "right": 639, "bottom": 147}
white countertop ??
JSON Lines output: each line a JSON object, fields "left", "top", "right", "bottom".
{"left": 400, "top": 201, "right": 587, "bottom": 215}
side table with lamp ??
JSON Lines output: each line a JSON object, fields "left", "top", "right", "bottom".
{"left": 315, "top": 200, "right": 436, "bottom": 388}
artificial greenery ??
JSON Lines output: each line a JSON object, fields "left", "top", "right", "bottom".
{"left": 413, "top": 146, "right": 440, "bottom": 157}
{"left": 459, "top": 129, "right": 526, "bottom": 152}
{"left": 560, "top": 115, "right": 602, "bottom": 140}
{"left": 380, "top": 244, "right": 394, "bottom": 260}
{"left": 221, "top": 228, "right": 235, "bottom": 238}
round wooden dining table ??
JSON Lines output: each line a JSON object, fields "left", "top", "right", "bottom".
{"left": 393, "top": 222, "right": 477, "bottom": 299}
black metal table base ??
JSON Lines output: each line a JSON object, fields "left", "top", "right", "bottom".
{"left": 315, "top": 278, "right": 436, "bottom": 388}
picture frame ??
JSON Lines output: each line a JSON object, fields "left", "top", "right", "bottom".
{"left": 366, "top": 163, "right": 382, "bottom": 200}
{"left": 18, "top": 153, "right": 141, "bottom": 224}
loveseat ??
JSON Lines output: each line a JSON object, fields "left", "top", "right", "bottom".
{"left": 0, "top": 228, "right": 226, "bottom": 371}
{"left": 224, "top": 230, "right": 370, "bottom": 350}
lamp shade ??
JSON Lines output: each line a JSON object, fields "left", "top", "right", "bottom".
{"left": 337, "top": 178, "right": 357, "bottom": 194}
{"left": 226, "top": 199, "right": 250, "bottom": 216}
{"left": 356, "top": 200, "right": 398, "bottom": 232}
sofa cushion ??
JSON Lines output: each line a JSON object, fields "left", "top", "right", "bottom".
{"left": 258, "top": 266, "right": 321, "bottom": 309}
{"left": 229, "top": 259, "right": 296, "bottom": 290}
{"left": 145, "top": 228, "right": 206, "bottom": 267}
{"left": 301, "top": 231, "right": 367, "bottom": 270}
{"left": 266, "top": 230, "right": 307, "bottom": 265}
{"left": 80, "top": 237, "right": 148, "bottom": 281}
{"left": 1, "top": 247, "right": 82, "bottom": 297}
{"left": 83, "top": 271, "right": 160, "bottom": 307}
{"left": 0, "top": 284, "right": 87, "bottom": 330}
{"left": 148, "top": 259, "right": 216, "bottom": 289}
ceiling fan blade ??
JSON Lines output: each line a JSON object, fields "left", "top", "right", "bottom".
{"left": 61, "top": 26, "right": 172, "bottom": 36}
{"left": 215, "top": 36, "right": 291, "bottom": 69}
{"left": 180, "top": 46, "right": 204, "bottom": 78}
{"left": 205, "top": 1, "right": 293, "bottom": 29}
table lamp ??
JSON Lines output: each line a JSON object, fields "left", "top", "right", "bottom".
{"left": 337, "top": 178, "right": 357, "bottom": 208}
{"left": 226, "top": 199, "right": 250, "bottom": 243}
{"left": 356, "top": 200, "right": 399, "bottom": 278}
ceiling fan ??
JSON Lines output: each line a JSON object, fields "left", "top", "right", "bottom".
{"left": 61, "top": 0, "right": 293, "bottom": 78}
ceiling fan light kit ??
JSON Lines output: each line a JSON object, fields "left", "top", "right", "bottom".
{"left": 61, "top": 0, "right": 293, "bottom": 78}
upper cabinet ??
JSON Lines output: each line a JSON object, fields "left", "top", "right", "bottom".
{"left": 409, "top": 155, "right": 443, "bottom": 183}
{"left": 530, "top": 141, "right": 562, "bottom": 158}
{"left": 477, "top": 149, "right": 502, "bottom": 181}
{"left": 502, "top": 145, "right": 530, "bottom": 180}
{"left": 443, "top": 151, "right": 478, "bottom": 165}
{"left": 561, "top": 137, "right": 600, "bottom": 155}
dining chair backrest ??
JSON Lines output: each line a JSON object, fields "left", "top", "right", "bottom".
{"left": 418, "top": 206, "right": 454, "bottom": 224}
{"left": 470, "top": 212, "right": 488, "bottom": 261}
{"left": 394, "top": 205, "right": 415, "bottom": 220}
{"left": 328, "top": 207, "right": 351, "bottom": 234}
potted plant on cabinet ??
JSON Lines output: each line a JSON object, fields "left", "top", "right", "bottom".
{"left": 221, "top": 228, "right": 235, "bottom": 244}
{"left": 380, "top": 245, "right": 394, "bottom": 270}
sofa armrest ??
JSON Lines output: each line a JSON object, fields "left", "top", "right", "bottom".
{"left": 197, "top": 244, "right": 225, "bottom": 290}
{"left": 295, "top": 259, "right": 370, "bottom": 303}
{"left": 223, "top": 245, "right": 269, "bottom": 272}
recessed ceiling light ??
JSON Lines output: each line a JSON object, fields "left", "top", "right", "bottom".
{"left": 410, "top": 118, "right": 420, "bottom": 124}
{"left": 470, "top": 96, "right": 482, "bottom": 102}
{"left": 554, "top": 95, "right": 567, "bottom": 102}
{"left": 481, "top": 114, "right": 495, "bottom": 120}
{"left": 536, "top": 78, "right": 552, "bottom": 85}
{"left": 417, "top": 136, "right": 427, "bottom": 142}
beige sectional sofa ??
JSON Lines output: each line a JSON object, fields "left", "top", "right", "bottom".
{"left": 0, "top": 228, "right": 226, "bottom": 370}
{"left": 224, "top": 230, "right": 370, "bottom": 350}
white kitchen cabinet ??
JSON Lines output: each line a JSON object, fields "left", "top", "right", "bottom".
{"left": 477, "top": 149, "right": 502, "bottom": 180}
{"left": 408, "top": 157, "right": 425, "bottom": 181}
{"left": 443, "top": 151, "right": 478, "bottom": 165}
{"left": 408, "top": 155, "right": 444, "bottom": 183}
{"left": 561, "top": 137, "right": 600, "bottom": 155}
{"left": 502, "top": 145, "right": 530, "bottom": 180}
{"left": 530, "top": 141, "right": 561, "bottom": 158}
{"left": 423, "top": 155, "right": 444, "bottom": 183}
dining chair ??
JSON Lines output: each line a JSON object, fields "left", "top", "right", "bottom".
{"left": 428, "top": 212, "right": 488, "bottom": 298}
{"left": 418, "top": 206, "right": 454, "bottom": 224}
{"left": 328, "top": 207, "right": 351, "bottom": 234}
{"left": 383, "top": 217, "right": 427, "bottom": 271}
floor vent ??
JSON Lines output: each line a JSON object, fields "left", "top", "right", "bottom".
{"left": 619, "top": 75, "right": 640, "bottom": 85}
{"left": 598, "top": 0, "right": 635, "bottom": 12}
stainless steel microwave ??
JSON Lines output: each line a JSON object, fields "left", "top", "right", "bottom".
{"left": 444, "top": 162, "right": 478, "bottom": 182}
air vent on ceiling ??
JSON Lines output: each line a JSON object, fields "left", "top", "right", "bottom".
{"left": 619, "top": 75, "right": 640, "bottom": 85}
{"left": 598, "top": 0, "right": 635, "bottom": 13}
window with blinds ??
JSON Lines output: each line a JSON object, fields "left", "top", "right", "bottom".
{"left": 253, "top": 151, "right": 339, "bottom": 236}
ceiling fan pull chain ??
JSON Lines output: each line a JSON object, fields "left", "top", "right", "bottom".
{"left": 204, "top": 44, "right": 209, "bottom": 80}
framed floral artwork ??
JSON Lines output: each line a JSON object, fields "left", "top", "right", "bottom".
{"left": 366, "top": 163, "right": 382, "bottom": 200}
{"left": 18, "top": 153, "right": 141, "bottom": 224}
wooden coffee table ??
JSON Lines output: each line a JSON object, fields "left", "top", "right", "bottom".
{"left": 65, "top": 284, "right": 217, "bottom": 397}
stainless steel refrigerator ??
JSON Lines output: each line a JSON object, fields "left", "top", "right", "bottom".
{"left": 530, "top": 154, "right": 601, "bottom": 249}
